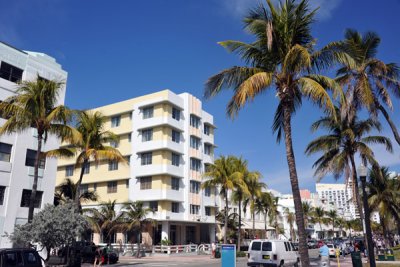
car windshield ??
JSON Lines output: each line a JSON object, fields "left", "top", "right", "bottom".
{"left": 327, "top": 244, "right": 334, "bottom": 248}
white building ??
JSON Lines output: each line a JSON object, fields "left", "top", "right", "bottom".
{"left": 0, "top": 41, "right": 67, "bottom": 247}
{"left": 316, "top": 181, "right": 359, "bottom": 220}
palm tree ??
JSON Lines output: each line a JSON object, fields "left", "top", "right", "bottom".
{"left": 285, "top": 208, "right": 296, "bottom": 241}
{"left": 313, "top": 207, "right": 325, "bottom": 239}
{"left": 368, "top": 166, "right": 400, "bottom": 241}
{"left": 118, "top": 201, "right": 155, "bottom": 258}
{"left": 335, "top": 29, "right": 400, "bottom": 146}
{"left": 85, "top": 200, "right": 121, "bottom": 244}
{"left": 268, "top": 196, "right": 280, "bottom": 238}
{"left": 54, "top": 178, "right": 98, "bottom": 211}
{"left": 70, "top": 111, "right": 125, "bottom": 208}
{"left": 0, "top": 77, "right": 76, "bottom": 222}
{"left": 326, "top": 210, "right": 338, "bottom": 238}
{"left": 305, "top": 106, "right": 392, "bottom": 224}
{"left": 215, "top": 210, "right": 240, "bottom": 242}
{"left": 231, "top": 157, "right": 251, "bottom": 251}
{"left": 302, "top": 201, "right": 314, "bottom": 228}
{"left": 255, "top": 192, "right": 274, "bottom": 233}
{"left": 203, "top": 0, "right": 346, "bottom": 264}
{"left": 202, "top": 155, "right": 247, "bottom": 243}
{"left": 243, "top": 173, "right": 265, "bottom": 234}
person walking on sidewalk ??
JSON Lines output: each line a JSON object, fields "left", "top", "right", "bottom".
{"left": 319, "top": 242, "right": 330, "bottom": 267}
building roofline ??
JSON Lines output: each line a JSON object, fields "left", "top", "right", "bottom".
{"left": 0, "top": 41, "right": 27, "bottom": 54}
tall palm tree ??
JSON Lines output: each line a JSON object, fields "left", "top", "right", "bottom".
{"left": 243, "top": 173, "right": 265, "bottom": 233}
{"left": 231, "top": 157, "right": 251, "bottom": 251}
{"left": 302, "top": 201, "right": 314, "bottom": 228}
{"left": 54, "top": 178, "right": 98, "bottom": 211}
{"left": 326, "top": 210, "right": 338, "bottom": 238}
{"left": 202, "top": 155, "right": 247, "bottom": 243}
{"left": 0, "top": 77, "right": 76, "bottom": 222}
{"left": 368, "top": 166, "right": 400, "bottom": 239}
{"left": 118, "top": 201, "right": 155, "bottom": 258}
{"left": 285, "top": 208, "right": 296, "bottom": 241}
{"left": 313, "top": 207, "right": 325, "bottom": 239}
{"left": 335, "top": 29, "right": 400, "bottom": 146}
{"left": 70, "top": 111, "right": 125, "bottom": 208}
{"left": 203, "top": 0, "right": 346, "bottom": 264}
{"left": 85, "top": 200, "right": 121, "bottom": 244}
{"left": 268, "top": 196, "right": 280, "bottom": 238}
{"left": 305, "top": 106, "right": 392, "bottom": 224}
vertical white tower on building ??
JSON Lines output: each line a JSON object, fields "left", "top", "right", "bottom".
{"left": 0, "top": 42, "right": 67, "bottom": 247}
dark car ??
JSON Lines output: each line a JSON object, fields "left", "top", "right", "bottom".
{"left": 0, "top": 248, "right": 43, "bottom": 267}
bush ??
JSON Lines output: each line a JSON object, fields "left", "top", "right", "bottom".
{"left": 236, "top": 251, "right": 247, "bottom": 257}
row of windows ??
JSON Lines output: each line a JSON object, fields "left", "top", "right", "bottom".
{"left": 65, "top": 157, "right": 130, "bottom": 176}
{"left": 0, "top": 61, "right": 23, "bottom": 83}
{"left": 140, "top": 176, "right": 180, "bottom": 190}
{"left": 190, "top": 205, "right": 211, "bottom": 215}
{"left": 140, "top": 152, "right": 182, "bottom": 167}
{"left": 0, "top": 187, "right": 44, "bottom": 208}
{"left": 0, "top": 142, "right": 46, "bottom": 168}
{"left": 78, "top": 180, "right": 129, "bottom": 194}
{"left": 147, "top": 201, "right": 211, "bottom": 214}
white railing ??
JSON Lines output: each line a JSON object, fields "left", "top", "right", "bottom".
{"left": 101, "top": 243, "right": 212, "bottom": 255}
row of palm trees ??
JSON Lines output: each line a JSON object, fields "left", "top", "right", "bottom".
{"left": 0, "top": 77, "right": 126, "bottom": 221}
{"left": 204, "top": 0, "right": 400, "bottom": 265}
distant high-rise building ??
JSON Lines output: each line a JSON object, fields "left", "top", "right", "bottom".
{"left": 0, "top": 41, "right": 67, "bottom": 247}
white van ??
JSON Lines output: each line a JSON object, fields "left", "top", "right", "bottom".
{"left": 247, "top": 239, "right": 299, "bottom": 267}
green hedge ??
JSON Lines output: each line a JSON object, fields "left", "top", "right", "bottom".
{"left": 236, "top": 251, "right": 247, "bottom": 257}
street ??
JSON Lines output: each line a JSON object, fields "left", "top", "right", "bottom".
{"left": 82, "top": 249, "right": 366, "bottom": 267}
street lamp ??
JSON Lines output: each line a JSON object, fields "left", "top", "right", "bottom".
{"left": 358, "top": 164, "right": 376, "bottom": 267}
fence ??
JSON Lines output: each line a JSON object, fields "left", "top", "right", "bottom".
{"left": 99, "top": 243, "right": 212, "bottom": 255}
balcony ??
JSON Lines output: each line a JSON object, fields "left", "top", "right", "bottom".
{"left": 136, "top": 140, "right": 183, "bottom": 154}
{"left": 133, "top": 188, "right": 184, "bottom": 202}
{"left": 134, "top": 164, "right": 183, "bottom": 178}
{"left": 136, "top": 116, "right": 183, "bottom": 132}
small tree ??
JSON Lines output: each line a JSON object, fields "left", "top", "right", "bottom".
{"left": 10, "top": 201, "right": 88, "bottom": 262}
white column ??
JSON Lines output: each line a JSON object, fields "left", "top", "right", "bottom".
{"left": 162, "top": 221, "right": 169, "bottom": 241}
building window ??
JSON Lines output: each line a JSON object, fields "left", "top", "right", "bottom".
{"left": 110, "top": 140, "right": 119, "bottom": 148}
{"left": 125, "top": 155, "right": 131, "bottom": 166}
{"left": 190, "top": 181, "right": 200, "bottom": 194}
{"left": 149, "top": 201, "right": 158, "bottom": 211}
{"left": 205, "top": 207, "right": 211, "bottom": 216}
{"left": 20, "top": 190, "right": 43, "bottom": 208}
{"left": 142, "top": 129, "right": 153, "bottom": 142}
{"left": 108, "top": 160, "right": 118, "bottom": 171}
{"left": 171, "top": 153, "right": 180, "bottom": 166}
{"left": 93, "top": 183, "right": 97, "bottom": 191}
{"left": 126, "top": 179, "right": 129, "bottom": 188}
{"left": 190, "top": 115, "right": 200, "bottom": 129}
{"left": 0, "top": 142, "right": 12, "bottom": 162}
{"left": 171, "top": 177, "right": 179, "bottom": 190}
{"left": 204, "top": 144, "right": 212, "bottom": 155}
{"left": 65, "top": 165, "right": 74, "bottom": 177}
{"left": 171, "top": 202, "right": 179, "bottom": 213}
{"left": 190, "top": 204, "right": 200, "bottom": 215}
{"left": 142, "top": 106, "right": 154, "bottom": 119}
{"left": 204, "top": 124, "right": 210, "bottom": 135}
{"left": 141, "top": 152, "right": 152, "bottom": 165}
{"left": 0, "top": 186, "right": 5, "bottom": 205}
{"left": 190, "top": 136, "right": 200, "bottom": 150}
{"left": 204, "top": 187, "right": 211, "bottom": 197}
{"left": 79, "top": 184, "right": 89, "bottom": 195}
{"left": 25, "top": 149, "right": 45, "bottom": 169}
{"left": 172, "top": 107, "right": 180, "bottom": 121}
{"left": 83, "top": 163, "right": 90, "bottom": 174}
{"left": 0, "top": 61, "right": 23, "bottom": 83}
{"left": 107, "top": 181, "right": 118, "bottom": 193}
{"left": 190, "top": 158, "right": 201, "bottom": 172}
{"left": 140, "top": 177, "right": 152, "bottom": 190}
{"left": 128, "top": 134, "right": 132, "bottom": 142}
{"left": 171, "top": 130, "right": 180, "bottom": 143}
{"left": 111, "top": 116, "right": 121, "bottom": 127}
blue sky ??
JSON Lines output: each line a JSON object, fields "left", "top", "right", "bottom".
{"left": 1, "top": 0, "right": 399, "bottom": 193}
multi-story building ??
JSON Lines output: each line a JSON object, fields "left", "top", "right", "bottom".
{"left": 316, "top": 181, "right": 359, "bottom": 220}
{"left": 0, "top": 42, "right": 67, "bottom": 247}
{"left": 56, "top": 90, "right": 217, "bottom": 245}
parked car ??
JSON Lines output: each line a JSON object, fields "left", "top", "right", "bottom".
{"left": 307, "top": 240, "right": 317, "bottom": 249}
{"left": 0, "top": 248, "right": 43, "bottom": 267}
{"left": 247, "top": 239, "right": 299, "bottom": 266}
{"left": 326, "top": 244, "right": 336, "bottom": 257}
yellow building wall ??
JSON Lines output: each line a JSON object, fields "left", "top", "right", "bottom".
{"left": 84, "top": 179, "right": 130, "bottom": 205}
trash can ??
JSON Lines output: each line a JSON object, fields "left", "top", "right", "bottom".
{"left": 377, "top": 249, "right": 386, "bottom": 261}
{"left": 351, "top": 252, "right": 362, "bottom": 267}
{"left": 215, "top": 248, "right": 221, "bottom": 258}
{"left": 386, "top": 249, "right": 395, "bottom": 261}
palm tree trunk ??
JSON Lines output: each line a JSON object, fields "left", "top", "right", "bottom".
{"left": 282, "top": 104, "right": 310, "bottom": 266}
{"left": 238, "top": 200, "right": 242, "bottom": 252}
{"left": 349, "top": 155, "right": 364, "bottom": 223}
{"left": 28, "top": 132, "right": 43, "bottom": 222}
{"left": 332, "top": 221, "right": 335, "bottom": 238}
{"left": 74, "top": 158, "right": 88, "bottom": 212}
{"left": 136, "top": 231, "right": 141, "bottom": 258}
{"left": 377, "top": 103, "right": 400, "bottom": 146}
{"left": 252, "top": 200, "right": 256, "bottom": 234}
{"left": 224, "top": 192, "right": 228, "bottom": 244}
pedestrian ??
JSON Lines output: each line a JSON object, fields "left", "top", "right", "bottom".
{"left": 211, "top": 242, "right": 216, "bottom": 259}
{"left": 319, "top": 241, "right": 330, "bottom": 267}
{"left": 94, "top": 247, "right": 103, "bottom": 267}
{"left": 341, "top": 242, "right": 347, "bottom": 258}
